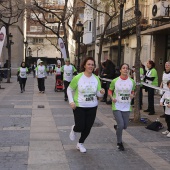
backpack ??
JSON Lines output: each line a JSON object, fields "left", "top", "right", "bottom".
{"left": 146, "top": 121, "right": 164, "bottom": 131}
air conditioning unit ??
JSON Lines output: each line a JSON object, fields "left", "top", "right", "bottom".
{"left": 152, "top": 1, "right": 170, "bottom": 19}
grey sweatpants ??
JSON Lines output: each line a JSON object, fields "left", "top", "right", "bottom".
{"left": 113, "top": 110, "right": 130, "bottom": 143}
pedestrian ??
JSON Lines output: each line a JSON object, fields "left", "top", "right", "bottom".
{"left": 160, "top": 61, "right": 170, "bottom": 118}
{"left": 17, "top": 62, "right": 28, "bottom": 93}
{"left": 160, "top": 80, "right": 170, "bottom": 137}
{"left": 108, "top": 63, "right": 135, "bottom": 151}
{"left": 32, "top": 62, "right": 36, "bottom": 78}
{"left": 35, "top": 59, "right": 47, "bottom": 93}
{"left": 144, "top": 60, "right": 158, "bottom": 115}
{"left": 61, "top": 58, "right": 77, "bottom": 101}
{"left": 67, "top": 56, "right": 105, "bottom": 153}
{"left": 102, "top": 59, "right": 116, "bottom": 104}
{"left": 3, "top": 60, "right": 8, "bottom": 79}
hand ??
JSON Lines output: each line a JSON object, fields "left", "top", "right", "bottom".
{"left": 167, "top": 104, "right": 170, "bottom": 108}
{"left": 130, "top": 94, "right": 134, "bottom": 99}
{"left": 70, "top": 102, "right": 76, "bottom": 110}
{"left": 100, "top": 88, "right": 105, "bottom": 94}
{"left": 160, "top": 103, "right": 163, "bottom": 106}
{"left": 111, "top": 97, "right": 117, "bottom": 103}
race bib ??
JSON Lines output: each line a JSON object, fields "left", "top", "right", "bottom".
{"left": 117, "top": 93, "right": 130, "bottom": 102}
{"left": 84, "top": 94, "right": 95, "bottom": 102}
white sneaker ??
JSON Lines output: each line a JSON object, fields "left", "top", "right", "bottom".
{"left": 76, "top": 143, "right": 86, "bottom": 153}
{"left": 167, "top": 132, "right": 170, "bottom": 138}
{"left": 162, "top": 130, "right": 169, "bottom": 135}
{"left": 69, "top": 125, "right": 75, "bottom": 141}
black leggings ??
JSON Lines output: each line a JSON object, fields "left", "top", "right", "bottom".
{"left": 73, "top": 106, "right": 97, "bottom": 143}
{"left": 37, "top": 78, "right": 45, "bottom": 91}
{"left": 64, "top": 80, "right": 70, "bottom": 98}
{"left": 19, "top": 78, "right": 27, "bottom": 91}
{"left": 165, "top": 114, "right": 170, "bottom": 131}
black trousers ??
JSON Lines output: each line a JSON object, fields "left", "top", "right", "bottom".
{"left": 147, "top": 87, "right": 155, "bottom": 112}
{"left": 165, "top": 114, "right": 170, "bottom": 131}
{"left": 102, "top": 81, "right": 107, "bottom": 100}
{"left": 73, "top": 106, "right": 97, "bottom": 143}
{"left": 64, "top": 80, "right": 70, "bottom": 99}
{"left": 37, "top": 78, "right": 45, "bottom": 91}
{"left": 19, "top": 78, "right": 27, "bottom": 91}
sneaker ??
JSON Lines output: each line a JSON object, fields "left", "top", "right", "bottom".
{"left": 64, "top": 98, "right": 68, "bottom": 101}
{"left": 76, "top": 143, "right": 86, "bottom": 153}
{"left": 162, "top": 130, "right": 169, "bottom": 135}
{"left": 69, "top": 125, "right": 75, "bottom": 141}
{"left": 117, "top": 142, "right": 125, "bottom": 151}
{"left": 167, "top": 132, "right": 170, "bottom": 138}
{"left": 21, "top": 90, "right": 23, "bottom": 93}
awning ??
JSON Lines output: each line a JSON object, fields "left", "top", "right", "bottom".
{"left": 141, "top": 23, "right": 170, "bottom": 35}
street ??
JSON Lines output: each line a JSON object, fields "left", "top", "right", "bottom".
{"left": 0, "top": 75, "right": 169, "bottom": 170}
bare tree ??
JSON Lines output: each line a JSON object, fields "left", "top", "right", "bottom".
{"left": 0, "top": 0, "right": 24, "bottom": 83}
{"left": 26, "top": 0, "right": 78, "bottom": 59}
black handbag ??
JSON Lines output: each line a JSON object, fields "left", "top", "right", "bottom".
{"left": 146, "top": 121, "right": 164, "bottom": 131}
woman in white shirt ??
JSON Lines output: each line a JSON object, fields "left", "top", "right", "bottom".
{"left": 67, "top": 57, "right": 105, "bottom": 153}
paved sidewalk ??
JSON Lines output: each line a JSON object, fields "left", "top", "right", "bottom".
{"left": 0, "top": 75, "right": 169, "bottom": 170}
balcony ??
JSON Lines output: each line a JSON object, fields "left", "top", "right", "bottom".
{"left": 106, "top": 5, "right": 149, "bottom": 36}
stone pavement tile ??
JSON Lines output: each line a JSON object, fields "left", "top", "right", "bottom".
{"left": 11, "top": 146, "right": 29, "bottom": 152}
{"left": 14, "top": 105, "right": 32, "bottom": 108}
{"left": 31, "top": 116, "right": 54, "bottom": 122}
{"left": 0, "top": 131, "right": 30, "bottom": 147}
{"left": 3, "top": 127, "right": 30, "bottom": 130}
{"left": 28, "top": 150, "right": 68, "bottom": 164}
{"left": 31, "top": 121, "right": 56, "bottom": 127}
{"left": 30, "top": 127, "right": 57, "bottom": 133}
{"left": 49, "top": 101, "right": 69, "bottom": 105}
{"left": 0, "top": 147, "right": 10, "bottom": 152}
{"left": 51, "top": 108, "right": 73, "bottom": 115}
{"left": 0, "top": 108, "right": 32, "bottom": 115}
{"left": 29, "top": 141, "right": 63, "bottom": 151}
{"left": 27, "top": 163, "right": 70, "bottom": 170}
{"left": 30, "top": 132, "right": 60, "bottom": 141}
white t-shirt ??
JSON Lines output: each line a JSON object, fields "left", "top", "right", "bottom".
{"left": 67, "top": 73, "right": 103, "bottom": 107}
{"left": 160, "top": 90, "right": 170, "bottom": 115}
{"left": 36, "top": 65, "right": 46, "bottom": 78}
{"left": 162, "top": 71, "right": 170, "bottom": 90}
{"left": 61, "top": 65, "right": 76, "bottom": 82}
{"left": 18, "top": 67, "right": 28, "bottom": 78}
{"left": 55, "top": 67, "right": 61, "bottom": 75}
{"left": 109, "top": 77, "right": 135, "bottom": 111}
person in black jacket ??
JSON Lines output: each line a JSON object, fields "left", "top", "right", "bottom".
{"left": 102, "top": 59, "right": 116, "bottom": 104}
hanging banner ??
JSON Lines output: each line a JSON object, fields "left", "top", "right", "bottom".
{"left": 58, "top": 37, "right": 67, "bottom": 59}
{"left": 0, "top": 26, "right": 6, "bottom": 60}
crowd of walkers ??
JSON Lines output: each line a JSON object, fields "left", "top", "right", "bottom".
{"left": 16, "top": 57, "right": 170, "bottom": 153}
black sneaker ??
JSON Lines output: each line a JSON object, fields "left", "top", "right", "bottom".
{"left": 64, "top": 98, "right": 68, "bottom": 101}
{"left": 117, "top": 142, "right": 124, "bottom": 151}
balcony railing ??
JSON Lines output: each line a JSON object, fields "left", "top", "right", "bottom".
{"left": 105, "top": 5, "right": 149, "bottom": 36}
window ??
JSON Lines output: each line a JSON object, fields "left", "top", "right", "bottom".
{"left": 33, "top": 38, "right": 44, "bottom": 44}
{"left": 30, "top": 26, "right": 42, "bottom": 32}
{"left": 30, "top": 13, "right": 43, "bottom": 20}
{"left": 89, "top": 0, "right": 92, "bottom": 4}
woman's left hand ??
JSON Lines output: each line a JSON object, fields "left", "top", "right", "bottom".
{"left": 130, "top": 94, "right": 134, "bottom": 99}
{"left": 100, "top": 88, "right": 105, "bottom": 94}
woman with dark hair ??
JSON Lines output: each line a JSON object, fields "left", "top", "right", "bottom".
{"left": 144, "top": 60, "right": 158, "bottom": 115}
{"left": 17, "top": 62, "right": 28, "bottom": 93}
{"left": 108, "top": 63, "right": 135, "bottom": 151}
{"left": 67, "top": 57, "right": 105, "bottom": 153}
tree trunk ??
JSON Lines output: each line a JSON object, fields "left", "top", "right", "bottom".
{"left": 134, "top": 0, "right": 141, "bottom": 122}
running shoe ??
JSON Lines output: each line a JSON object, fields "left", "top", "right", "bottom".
{"left": 117, "top": 142, "right": 125, "bottom": 151}
{"left": 76, "top": 143, "right": 86, "bottom": 153}
{"left": 162, "top": 130, "right": 169, "bottom": 135}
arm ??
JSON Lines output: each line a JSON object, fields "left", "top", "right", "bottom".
{"left": 67, "top": 86, "right": 76, "bottom": 110}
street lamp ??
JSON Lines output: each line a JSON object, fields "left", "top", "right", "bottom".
{"left": 117, "top": 0, "right": 126, "bottom": 68}
{"left": 24, "top": 41, "right": 28, "bottom": 62}
{"left": 7, "top": 33, "right": 14, "bottom": 83}
{"left": 76, "top": 21, "right": 83, "bottom": 72}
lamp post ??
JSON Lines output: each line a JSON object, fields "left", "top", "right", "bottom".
{"left": 117, "top": 0, "right": 126, "bottom": 68}
{"left": 76, "top": 21, "right": 83, "bottom": 73}
{"left": 24, "top": 41, "right": 28, "bottom": 62}
{"left": 7, "top": 33, "right": 14, "bottom": 83}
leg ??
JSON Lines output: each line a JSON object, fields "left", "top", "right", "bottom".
{"left": 41, "top": 78, "right": 45, "bottom": 91}
{"left": 165, "top": 115, "right": 170, "bottom": 132}
{"left": 79, "top": 107, "right": 97, "bottom": 143}
{"left": 64, "top": 81, "right": 70, "bottom": 99}
{"left": 121, "top": 111, "right": 131, "bottom": 130}
{"left": 37, "top": 78, "right": 41, "bottom": 91}
{"left": 23, "top": 78, "right": 27, "bottom": 91}
{"left": 113, "top": 110, "right": 125, "bottom": 143}
{"left": 148, "top": 87, "right": 155, "bottom": 114}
